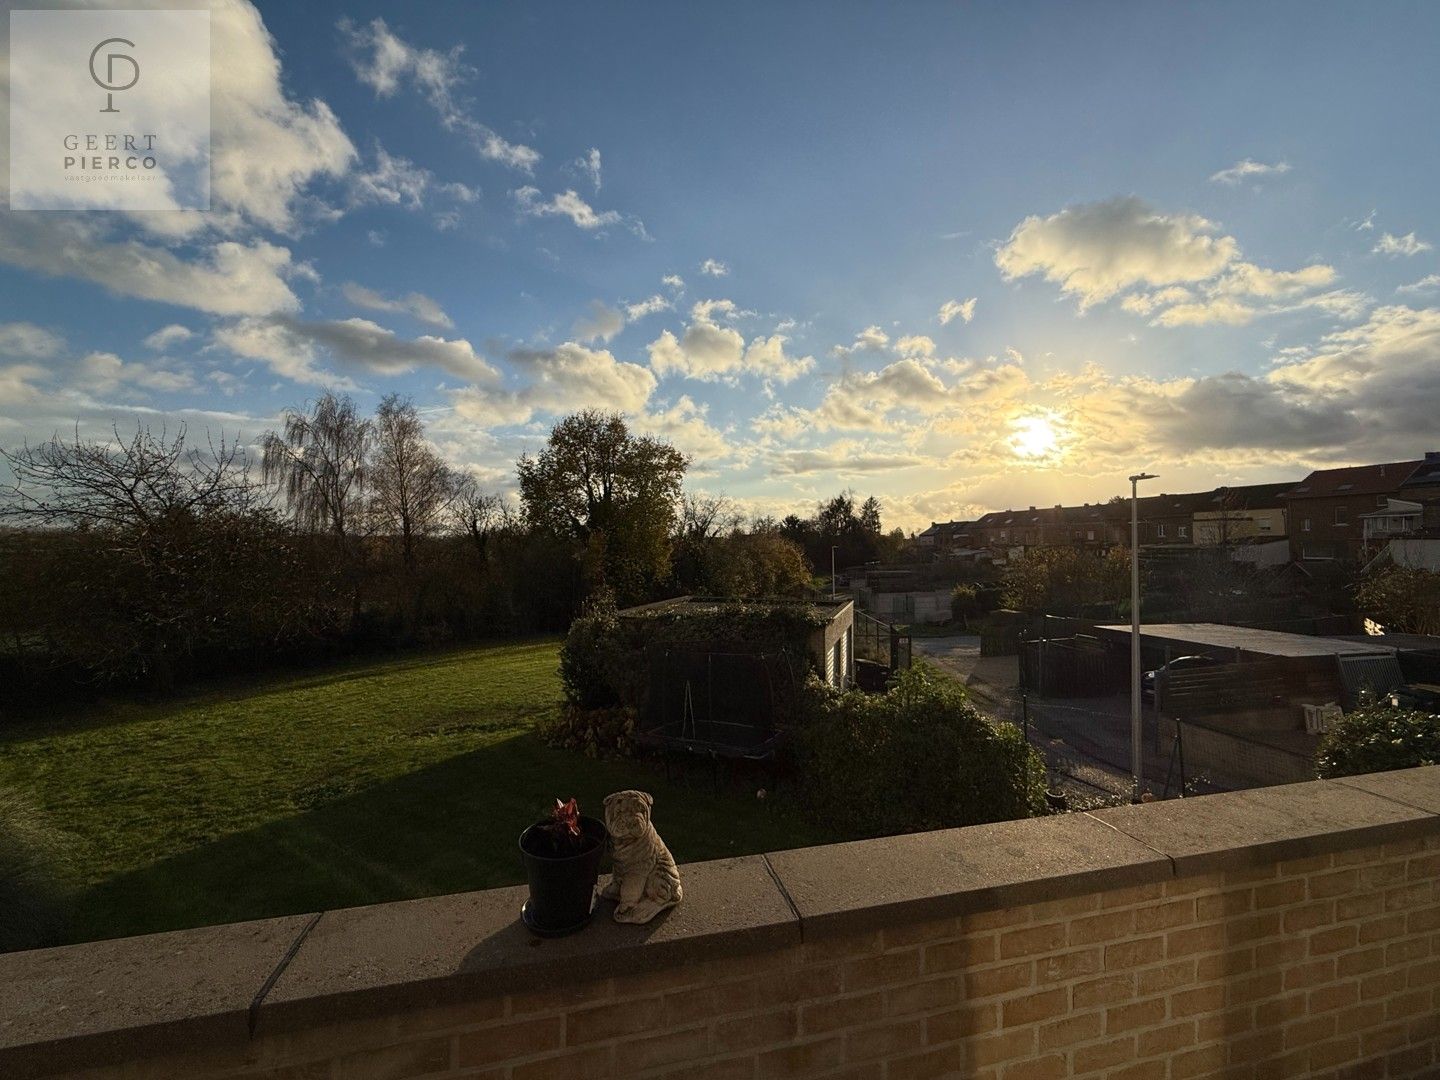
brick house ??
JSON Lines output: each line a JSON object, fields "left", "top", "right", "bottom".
{"left": 1284, "top": 459, "right": 1424, "bottom": 561}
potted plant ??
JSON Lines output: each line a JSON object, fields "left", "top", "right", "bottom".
{"left": 519, "top": 797, "right": 608, "bottom": 936}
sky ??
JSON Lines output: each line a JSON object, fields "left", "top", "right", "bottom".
{"left": 2, "top": 0, "right": 1439, "bottom": 533}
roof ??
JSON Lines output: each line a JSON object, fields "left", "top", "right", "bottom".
{"left": 1199, "top": 481, "right": 1298, "bottom": 510}
{"left": 1093, "top": 622, "right": 1397, "bottom": 659}
{"left": 617, "top": 595, "right": 852, "bottom": 623}
{"left": 1284, "top": 460, "right": 1424, "bottom": 500}
{"left": 1401, "top": 454, "right": 1440, "bottom": 490}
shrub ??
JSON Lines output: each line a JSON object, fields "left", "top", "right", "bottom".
{"left": 796, "top": 664, "right": 1047, "bottom": 836}
{"left": 0, "top": 787, "right": 72, "bottom": 953}
{"left": 536, "top": 704, "right": 638, "bottom": 758}
{"left": 558, "top": 591, "right": 623, "bottom": 708}
{"left": 950, "top": 583, "right": 980, "bottom": 627}
{"left": 1315, "top": 704, "right": 1440, "bottom": 778}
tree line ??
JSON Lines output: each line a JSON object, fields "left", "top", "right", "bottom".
{"left": 0, "top": 397, "right": 899, "bottom": 692}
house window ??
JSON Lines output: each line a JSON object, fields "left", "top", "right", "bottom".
{"left": 1258, "top": 520, "right": 1272, "bottom": 532}
{"left": 1178, "top": 525, "right": 1189, "bottom": 539}
{"left": 1156, "top": 523, "right": 1167, "bottom": 538}
{"left": 1087, "top": 530, "right": 1095, "bottom": 541}
{"left": 1334, "top": 506, "right": 1348, "bottom": 526}
{"left": 1303, "top": 518, "right": 1312, "bottom": 533}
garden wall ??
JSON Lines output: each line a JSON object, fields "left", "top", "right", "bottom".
{"left": 4, "top": 768, "right": 1440, "bottom": 1080}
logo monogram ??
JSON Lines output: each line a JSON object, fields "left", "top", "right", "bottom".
{"left": 89, "top": 37, "right": 139, "bottom": 113}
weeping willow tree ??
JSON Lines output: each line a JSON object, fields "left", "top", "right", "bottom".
{"left": 261, "top": 392, "right": 373, "bottom": 538}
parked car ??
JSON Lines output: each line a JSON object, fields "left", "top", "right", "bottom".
{"left": 1142, "top": 655, "right": 1223, "bottom": 704}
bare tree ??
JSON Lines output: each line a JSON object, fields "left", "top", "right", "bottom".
{"left": 677, "top": 492, "right": 740, "bottom": 540}
{"left": 261, "top": 392, "right": 372, "bottom": 538}
{"left": 0, "top": 424, "right": 255, "bottom": 530}
{"left": 370, "top": 395, "right": 454, "bottom": 566}
{"left": 449, "top": 474, "right": 504, "bottom": 554}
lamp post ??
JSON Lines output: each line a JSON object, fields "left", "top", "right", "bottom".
{"left": 1128, "top": 472, "right": 1158, "bottom": 802}
{"left": 831, "top": 545, "right": 838, "bottom": 599}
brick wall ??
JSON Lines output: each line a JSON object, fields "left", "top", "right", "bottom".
{"left": 6, "top": 769, "right": 1440, "bottom": 1080}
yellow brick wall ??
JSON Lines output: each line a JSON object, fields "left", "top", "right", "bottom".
{"left": 61, "top": 836, "right": 1440, "bottom": 1080}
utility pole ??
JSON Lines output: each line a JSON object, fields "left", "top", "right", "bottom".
{"left": 831, "top": 545, "right": 838, "bottom": 599}
{"left": 1129, "top": 471, "right": 1158, "bottom": 802}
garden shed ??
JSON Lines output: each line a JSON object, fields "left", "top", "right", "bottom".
{"left": 613, "top": 596, "right": 854, "bottom": 760}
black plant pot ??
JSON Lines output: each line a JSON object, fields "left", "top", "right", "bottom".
{"left": 518, "top": 815, "right": 608, "bottom": 936}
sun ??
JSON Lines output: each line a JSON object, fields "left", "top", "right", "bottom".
{"left": 1010, "top": 414, "right": 1062, "bottom": 459}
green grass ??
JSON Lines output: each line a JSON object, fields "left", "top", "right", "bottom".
{"left": 0, "top": 640, "right": 832, "bottom": 944}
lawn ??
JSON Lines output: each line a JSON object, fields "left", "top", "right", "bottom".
{"left": 0, "top": 640, "right": 832, "bottom": 944}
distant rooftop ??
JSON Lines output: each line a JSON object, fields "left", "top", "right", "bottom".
{"left": 1094, "top": 622, "right": 1398, "bottom": 659}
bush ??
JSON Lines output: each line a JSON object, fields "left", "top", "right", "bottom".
{"left": 796, "top": 664, "right": 1047, "bottom": 836}
{"left": 558, "top": 591, "right": 623, "bottom": 708}
{"left": 1315, "top": 705, "right": 1440, "bottom": 778}
{"left": 950, "top": 583, "right": 980, "bottom": 627}
{"left": 536, "top": 704, "right": 638, "bottom": 758}
{"left": 0, "top": 787, "right": 72, "bottom": 952}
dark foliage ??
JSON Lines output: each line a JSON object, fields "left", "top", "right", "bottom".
{"left": 795, "top": 664, "right": 1047, "bottom": 836}
{"left": 1315, "top": 705, "right": 1440, "bottom": 778}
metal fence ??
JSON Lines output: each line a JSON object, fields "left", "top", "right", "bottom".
{"left": 854, "top": 610, "right": 911, "bottom": 672}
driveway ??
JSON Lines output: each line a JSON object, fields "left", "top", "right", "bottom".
{"left": 912, "top": 634, "right": 1214, "bottom": 804}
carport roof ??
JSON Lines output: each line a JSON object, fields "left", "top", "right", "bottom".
{"left": 1094, "top": 622, "right": 1397, "bottom": 659}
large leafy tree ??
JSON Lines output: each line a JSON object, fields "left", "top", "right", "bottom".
{"left": 517, "top": 411, "right": 688, "bottom": 602}
{"left": 1357, "top": 565, "right": 1440, "bottom": 636}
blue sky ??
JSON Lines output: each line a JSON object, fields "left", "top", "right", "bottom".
{"left": 3, "top": 0, "right": 1439, "bottom": 530}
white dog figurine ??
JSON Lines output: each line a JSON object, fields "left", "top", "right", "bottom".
{"left": 601, "top": 790, "right": 683, "bottom": 924}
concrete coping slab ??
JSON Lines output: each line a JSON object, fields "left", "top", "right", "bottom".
{"left": 0, "top": 912, "right": 316, "bottom": 1079}
{"left": 1088, "top": 774, "right": 1439, "bottom": 874}
{"left": 1330, "top": 764, "right": 1440, "bottom": 816}
{"left": 764, "top": 811, "right": 1173, "bottom": 937}
{"left": 257, "top": 853, "right": 797, "bottom": 1035}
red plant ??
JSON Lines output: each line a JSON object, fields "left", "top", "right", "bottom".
{"left": 537, "top": 797, "right": 584, "bottom": 854}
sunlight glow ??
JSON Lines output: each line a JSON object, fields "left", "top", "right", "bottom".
{"left": 1010, "top": 414, "right": 1062, "bottom": 459}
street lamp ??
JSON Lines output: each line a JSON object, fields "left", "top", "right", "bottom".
{"left": 1129, "top": 472, "right": 1158, "bottom": 802}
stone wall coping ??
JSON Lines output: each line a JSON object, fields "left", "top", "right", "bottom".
{"left": 1, "top": 766, "right": 1437, "bottom": 1078}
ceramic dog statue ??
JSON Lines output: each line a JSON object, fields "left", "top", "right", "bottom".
{"left": 600, "top": 790, "right": 682, "bottom": 924}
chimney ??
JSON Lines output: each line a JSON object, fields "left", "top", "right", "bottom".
{"left": 1029, "top": 505, "right": 1036, "bottom": 511}
{"left": 1427, "top": 451, "right": 1440, "bottom": 463}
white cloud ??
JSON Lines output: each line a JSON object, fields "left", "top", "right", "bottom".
{"left": 217, "top": 316, "right": 498, "bottom": 385}
{"left": 995, "top": 196, "right": 1239, "bottom": 310}
{"left": 662, "top": 274, "right": 685, "bottom": 291}
{"left": 1398, "top": 274, "right": 1440, "bottom": 294}
{"left": 647, "top": 301, "right": 813, "bottom": 384}
{"left": 349, "top": 148, "right": 434, "bottom": 210}
{"left": 895, "top": 335, "right": 936, "bottom": 357}
{"left": 624, "top": 294, "right": 671, "bottom": 321}
{"left": 0, "top": 364, "right": 48, "bottom": 407}
{"left": 699, "top": 259, "right": 729, "bottom": 277}
{"left": 1374, "top": 232, "right": 1432, "bottom": 257}
{"left": 938, "top": 298, "right": 977, "bottom": 325}
{"left": 450, "top": 342, "right": 656, "bottom": 427}
{"left": 631, "top": 395, "right": 735, "bottom": 461}
{"left": 341, "top": 283, "right": 454, "bottom": 328}
{"left": 1210, "top": 159, "right": 1292, "bottom": 185}
{"left": 0, "top": 322, "right": 64, "bottom": 360}
{"left": 512, "top": 186, "right": 622, "bottom": 230}
{"left": 573, "top": 301, "right": 626, "bottom": 344}
{"left": 338, "top": 17, "right": 539, "bottom": 171}
{"left": 203, "top": 0, "right": 357, "bottom": 235}
{"left": 574, "top": 148, "right": 603, "bottom": 191}
{"left": 80, "top": 351, "right": 195, "bottom": 394}
{"left": 142, "top": 324, "right": 194, "bottom": 351}
{"left": 0, "top": 215, "right": 302, "bottom": 317}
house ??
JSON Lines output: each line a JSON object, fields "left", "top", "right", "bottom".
{"left": 1284, "top": 459, "right": 1425, "bottom": 562}
{"left": 1192, "top": 482, "right": 1295, "bottom": 545}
